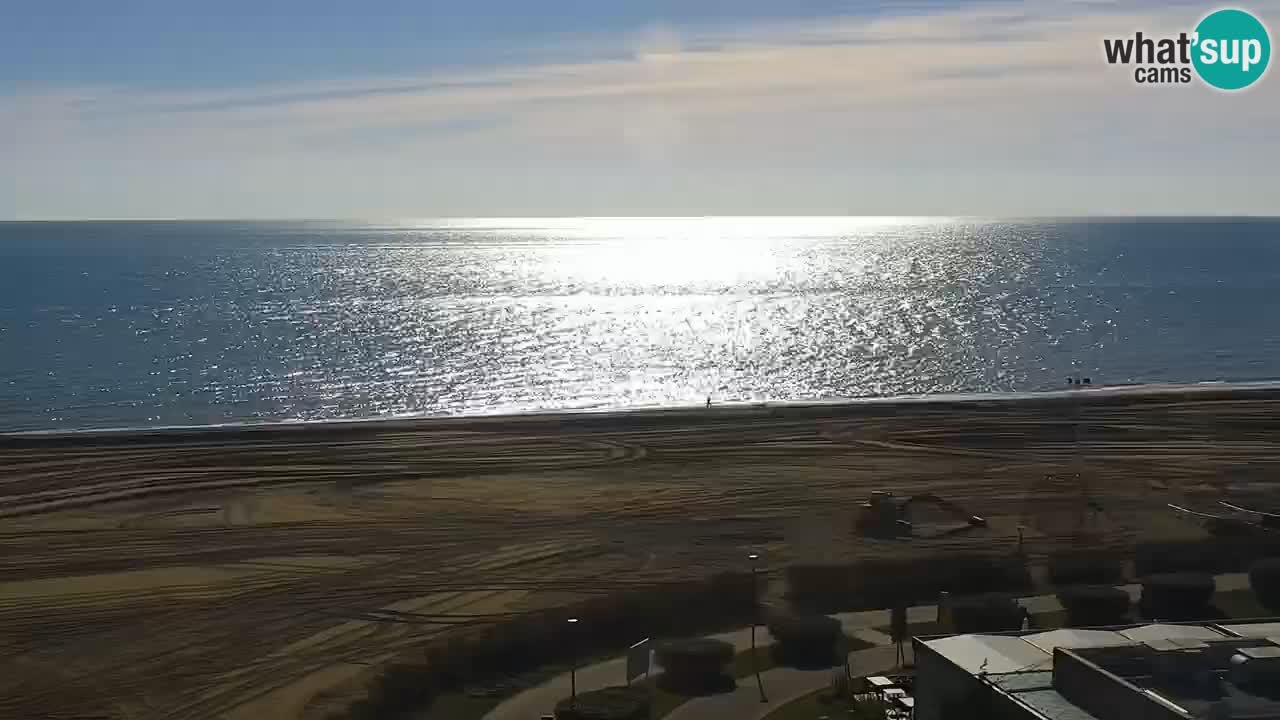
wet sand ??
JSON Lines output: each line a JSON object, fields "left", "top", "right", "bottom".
{"left": 2, "top": 385, "right": 1279, "bottom": 719}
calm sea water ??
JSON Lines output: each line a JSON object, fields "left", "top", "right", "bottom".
{"left": 2, "top": 217, "right": 1278, "bottom": 432}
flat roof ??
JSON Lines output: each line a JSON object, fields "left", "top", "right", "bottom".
{"left": 1238, "top": 645, "right": 1280, "bottom": 659}
{"left": 1023, "top": 629, "right": 1130, "bottom": 654}
{"left": 920, "top": 622, "right": 1280, "bottom": 720}
{"left": 927, "top": 628, "right": 1147, "bottom": 675}
{"left": 925, "top": 634, "right": 1051, "bottom": 674}
{"left": 924, "top": 623, "right": 1280, "bottom": 679}
{"left": 988, "top": 671, "right": 1102, "bottom": 720}
{"left": 1219, "top": 621, "right": 1280, "bottom": 638}
{"left": 989, "top": 670, "right": 1054, "bottom": 692}
{"left": 1017, "top": 689, "right": 1101, "bottom": 720}
{"left": 1116, "top": 623, "right": 1227, "bottom": 643}
{"left": 1070, "top": 636, "right": 1280, "bottom": 719}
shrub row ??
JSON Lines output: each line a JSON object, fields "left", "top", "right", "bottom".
{"left": 335, "top": 549, "right": 1280, "bottom": 719}
{"left": 1134, "top": 537, "right": 1280, "bottom": 576}
{"left": 789, "top": 544, "right": 1280, "bottom": 618}
{"left": 334, "top": 571, "right": 756, "bottom": 720}
{"left": 786, "top": 554, "right": 1032, "bottom": 613}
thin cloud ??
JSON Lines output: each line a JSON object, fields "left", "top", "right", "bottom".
{"left": 1, "top": 2, "right": 1195, "bottom": 132}
{"left": 4, "top": 0, "right": 1278, "bottom": 218}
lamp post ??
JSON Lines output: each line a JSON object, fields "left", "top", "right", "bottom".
{"left": 567, "top": 617, "right": 579, "bottom": 706}
{"left": 748, "top": 553, "right": 767, "bottom": 703}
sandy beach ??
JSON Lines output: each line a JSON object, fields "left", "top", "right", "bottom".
{"left": 2, "top": 384, "right": 1279, "bottom": 719}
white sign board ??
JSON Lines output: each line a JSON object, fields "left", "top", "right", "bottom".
{"left": 626, "top": 638, "right": 651, "bottom": 684}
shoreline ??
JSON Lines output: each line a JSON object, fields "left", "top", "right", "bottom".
{"left": 5, "top": 380, "right": 1279, "bottom": 443}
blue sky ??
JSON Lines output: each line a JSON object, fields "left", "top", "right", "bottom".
{"left": 2, "top": 0, "right": 1276, "bottom": 218}
{"left": 2, "top": 1, "right": 968, "bottom": 89}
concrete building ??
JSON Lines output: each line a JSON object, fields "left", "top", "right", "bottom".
{"left": 913, "top": 621, "right": 1280, "bottom": 720}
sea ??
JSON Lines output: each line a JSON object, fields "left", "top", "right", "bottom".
{"left": 2, "top": 217, "right": 1278, "bottom": 432}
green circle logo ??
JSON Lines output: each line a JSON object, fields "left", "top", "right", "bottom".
{"left": 1192, "top": 9, "right": 1271, "bottom": 90}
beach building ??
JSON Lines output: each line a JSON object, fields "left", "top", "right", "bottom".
{"left": 912, "top": 620, "right": 1280, "bottom": 720}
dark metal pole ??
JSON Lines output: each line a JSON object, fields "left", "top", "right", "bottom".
{"left": 749, "top": 553, "right": 767, "bottom": 703}
{"left": 568, "top": 617, "right": 579, "bottom": 706}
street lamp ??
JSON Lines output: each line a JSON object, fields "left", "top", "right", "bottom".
{"left": 567, "top": 617, "right": 579, "bottom": 706}
{"left": 748, "top": 553, "right": 767, "bottom": 703}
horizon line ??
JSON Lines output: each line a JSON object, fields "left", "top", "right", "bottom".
{"left": 4, "top": 214, "right": 1280, "bottom": 223}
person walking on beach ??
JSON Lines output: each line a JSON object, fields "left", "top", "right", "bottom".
{"left": 706, "top": 395, "right": 712, "bottom": 408}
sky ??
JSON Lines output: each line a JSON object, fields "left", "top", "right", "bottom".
{"left": 2, "top": 0, "right": 1277, "bottom": 219}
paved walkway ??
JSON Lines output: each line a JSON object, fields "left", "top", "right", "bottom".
{"left": 665, "top": 645, "right": 910, "bottom": 720}
{"left": 480, "top": 607, "right": 929, "bottom": 720}
{"left": 482, "top": 572, "right": 1251, "bottom": 720}
{"left": 662, "top": 667, "right": 831, "bottom": 720}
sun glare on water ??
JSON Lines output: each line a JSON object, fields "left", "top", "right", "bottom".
{"left": 428, "top": 216, "right": 932, "bottom": 287}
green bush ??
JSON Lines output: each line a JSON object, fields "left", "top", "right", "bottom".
{"left": 655, "top": 638, "right": 734, "bottom": 692}
{"left": 1249, "top": 557, "right": 1280, "bottom": 613}
{"left": 1048, "top": 551, "right": 1125, "bottom": 587}
{"left": 1057, "top": 585, "right": 1131, "bottom": 627}
{"left": 1140, "top": 573, "right": 1215, "bottom": 621}
{"left": 948, "top": 594, "right": 1025, "bottom": 634}
{"left": 767, "top": 614, "right": 843, "bottom": 667}
{"left": 554, "top": 686, "right": 651, "bottom": 720}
